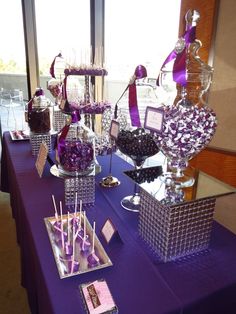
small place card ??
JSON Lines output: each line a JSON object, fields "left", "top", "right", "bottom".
{"left": 144, "top": 106, "right": 164, "bottom": 133}
{"left": 109, "top": 120, "right": 120, "bottom": 140}
{"left": 35, "top": 141, "right": 49, "bottom": 178}
{"left": 101, "top": 219, "right": 120, "bottom": 244}
{"left": 80, "top": 279, "right": 118, "bottom": 314}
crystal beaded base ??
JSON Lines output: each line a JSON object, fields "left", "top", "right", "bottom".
{"left": 30, "top": 133, "right": 52, "bottom": 156}
{"left": 64, "top": 175, "right": 95, "bottom": 208}
{"left": 139, "top": 188, "right": 215, "bottom": 262}
{"left": 53, "top": 110, "right": 66, "bottom": 132}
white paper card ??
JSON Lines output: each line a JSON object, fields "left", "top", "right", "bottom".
{"left": 35, "top": 142, "right": 49, "bottom": 178}
{"left": 109, "top": 120, "right": 120, "bottom": 140}
{"left": 144, "top": 106, "right": 164, "bottom": 133}
{"left": 101, "top": 219, "right": 116, "bottom": 244}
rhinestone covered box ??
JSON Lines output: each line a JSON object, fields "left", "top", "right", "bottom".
{"left": 64, "top": 174, "right": 95, "bottom": 208}
{"left": 139, "top": 188, "right": 216, "bottom": 262}
{"left": 30, "top": 133, "right": 52, "bottom": 156}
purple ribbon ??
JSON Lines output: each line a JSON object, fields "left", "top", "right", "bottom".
{"left": 57, "top": 124, "right": 70, "bottom": 158}
{"left": 114, "top": 65, "right": 147, "bottom": 126}
{"left": 57, "top": 111, "right": 81, "bottom": 158}
{"left": 128, "top": 65, "right": 147, "bottom": 127}
{"left": 63, "top": 76, "right": 67, "bottom": 100}
{"left": 50, "top": 53, "right": 62, "bottom": 78}
{"left": 157, "top": 26, "right": 196, "bottom": 87}
{"left": 71, "top": 110, "right": 81, "bottom": 123}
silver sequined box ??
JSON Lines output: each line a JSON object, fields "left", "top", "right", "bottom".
{"left": 53, "top": 109, "right": 66, "bottom": 132}
{"left": 30, "top": 133, "right": 52, "bottom": 156}
{"left": 139, "top": 188, "right": 216, "bottom": 262}
{"left": 64, "top": 175, "right": 95, "bottom": 208}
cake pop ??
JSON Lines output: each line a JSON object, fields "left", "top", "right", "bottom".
{"left": 87, "top": 222, "right": 100, "bottom": 267}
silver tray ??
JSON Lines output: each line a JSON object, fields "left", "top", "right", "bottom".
{"left": 44, "top": 213, "right": 112, "bottom": 279}
{"left": 10, "top": 130, "right": 30, "bottom": 141}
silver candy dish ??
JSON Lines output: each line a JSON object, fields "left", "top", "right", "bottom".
{"left": 44, "top": 213, "right": 112, "bottom": 279}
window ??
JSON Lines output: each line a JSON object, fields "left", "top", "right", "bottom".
{"left": 0, "top": 0, "right": 27, "bottom": 135}
{"left": 104, "top": 0, "right": 181, "bottom": 103}
{"left": 0, "top": 0, "right": 27, "bottom": 99}
{"left": 34, "top": 0, "right": 90, "bottom": 99}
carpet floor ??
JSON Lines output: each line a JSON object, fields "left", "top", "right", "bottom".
{"left": 0, "top": 191, "right": 31, "bottom": 314}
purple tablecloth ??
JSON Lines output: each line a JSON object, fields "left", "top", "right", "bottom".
{"left": 1, "top": 131, "right": 236, "bottom": 314}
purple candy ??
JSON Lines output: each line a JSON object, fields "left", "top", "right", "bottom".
{"left": 64, "top": 67, "right": 108, "bottom": 77}
{"left": 59, "top": 140, "right": 94, "bottom": 173}
{"left": 155, "top": 104, "right": 217, "bottom": 170}
{"left": 76, "top": 228, "right": 84, "bottom": 242}
{"left": 70, "top": 217, "right": 79, "bottom": 230}
{"left": 53, "top": 220, "right": 61, "bottom": 229}
{"left": 56, "top": 235, "right": 68, "bottom": 248}
{"left": 87, "top": 252, "right": 100, "bottom": 267}
{"left": 66, "top": 260, "right": 80, "bottom": 274}
{"left": 65, "top": 242, "right": 73, "bottom": 256}
{"left": 80, "top": 238, "right": 91, "bottom": 252}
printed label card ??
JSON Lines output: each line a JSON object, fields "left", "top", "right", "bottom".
{"left": 101, "top": 219, "right": 122, "bottom": 244}
{"left": 144, "top": 106, "right": 164, "bottom": 133}
{"left": 109, "top": 120, "right": 120, "bottom": 140}
{"left": 35, "top": 141, "right": 49, "bottom": 178}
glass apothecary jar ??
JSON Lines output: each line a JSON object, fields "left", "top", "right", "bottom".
{"left": 56, "top": 112, "right": 95, "bottom": 176}
{"left": 155, "top": 9, "right": 217, "bottom": 188}
{"left": 27, "top": 88, "right": 52, "bottom": 134}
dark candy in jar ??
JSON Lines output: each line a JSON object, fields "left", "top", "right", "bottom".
{"left": 116, "top": 128, "right": 159, "bottom": 166}
{"left": 28, "top": 108, "right": 51, "bottom": 133}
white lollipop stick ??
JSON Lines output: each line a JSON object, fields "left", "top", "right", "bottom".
{"left": 92, "top": 221, "right": 96, "bottom": 254}
{"left": 84, "top": 211, "right": 86, "bottom": 239}
{"left": 60, "top": 201, "right": 64, "bottom": 250}
{"left": 52, "top": 195, "right": 59, "bottom": 222}
{"left": 74, "top": 192, "right": 78, "bottom": 218}
{"left": 67, "top": 211, "right": 70, "bottom": 244}
{"left": 82, "top": 211, "right": 86, "bottom": 251}
{"left": 90, "top": 45, "right": 93, "bottom": 65}
{"left": 71, "top": 223, "right": 75, "bottom": 274}
{"left": 74, "top": 226, "right": 80, "bottom": 241}
{"left": 79, "top": 199, "right": 82, "bottom": 229}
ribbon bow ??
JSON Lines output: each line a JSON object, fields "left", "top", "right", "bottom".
{"left": 27, "top": 87, "right": 45, "bottom": 112}
{"left": 115, "top": 65, "right": 147, "bottom": 127}
{"left": 157, "top": 25, "right": 196, "bottom": 87}
{"left": 50, "top": 53, "right": 63, "bottom": 78}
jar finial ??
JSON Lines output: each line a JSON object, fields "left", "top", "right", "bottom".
{"left": 185, "top": 9, "right": 200, "bottom": 27}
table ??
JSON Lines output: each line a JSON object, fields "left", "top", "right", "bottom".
{"left": 1, "top": 131, "right": 236, "bottom": 314}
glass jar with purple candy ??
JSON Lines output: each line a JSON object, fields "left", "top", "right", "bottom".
{"left": 57, "top": 113, "right": 95, "bottom": 176}
{"left": 155, "top": 9, "right": 217, "bottom": 188}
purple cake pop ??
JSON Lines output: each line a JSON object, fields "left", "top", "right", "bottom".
{"left": 87, "top": 252, "right": 100, "bottom": 267}
{"left": 87, "top": 222, "right": 99, "bottom": 267}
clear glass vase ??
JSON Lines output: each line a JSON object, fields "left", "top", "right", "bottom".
{"left": 116, "top": 127, "right": 159, "bottom": 211}
{"left": 27, "top": 88, "right": 52, "bottom": 134}
{"left": 155, "top": 10, "right": 217, "bottom": 188}
{"left": 57, "top": 114, "right": 95, "bottom": 176}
